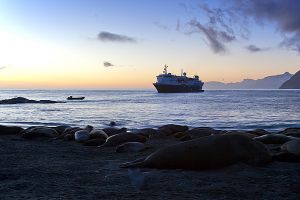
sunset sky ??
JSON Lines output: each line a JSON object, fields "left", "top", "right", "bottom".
{"left": 0, "top": 0, "right": 300, "bottom": 89}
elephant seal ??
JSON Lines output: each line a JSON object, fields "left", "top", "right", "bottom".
{"left": 22, "top": 127, "right": 59, "bottom": 139}
{"left": 53, "top": 125, "right": 71, "bottom": 135}
{"left": 278, "top": 128, "right": 300, "bottom": 138}
{"left": 102, "top": 127, "right": 127, "bottom": 136}
{"left": 247, "top": 129, "right": 270, "bottom": 136}
{"left": 84, "top": 125, "right": 94, "bottom": 133}
{"left": 254, "top": 134, "right": 295, "bottom": 144}
{"left": 185, "top": 127, "right": 216, "bottom": 139}
{"left": 158, "top": 124, "right": 189, "bottom": 136}
{"left": 55, "top": 127, "right": 82, "bottom": 140}
{"left": 0, "top": 125, "right": 23, "bottom": 135}
{"left": 89, "top": 129, "right": 108, "bottom": 140}
{"left": 109, "top": 121, "right": 116, "bottom": 126}
{"left": 101, "top": 132, "right": 147, "bottom": 147}
{"left": 134, "top": 128, "right": 158, "bottom": 138}
{"left": 281, "top": 140, "right": 300, "bottom": 156}
{"left": 74, "top": 130, "right": 90, "bottom": 142}
{"left": 272, "top": 140, "right": 300, "bottom": 163}
{"left": 83, "top": 138, "right": 106, "bottom": 146}
{"left": 116, "top": 142, "right": 151, "bottom": 153}
{"left": 120, "top": 134, "right": 271, "bottom": 170}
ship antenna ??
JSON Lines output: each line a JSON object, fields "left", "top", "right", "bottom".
{"left": 181, "top": 69, "right": 183, "bottom": 76}
{"left": 164, "top": 64, "right": 168, "bottom": 74}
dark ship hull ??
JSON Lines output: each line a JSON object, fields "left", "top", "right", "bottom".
{"left": 153, "top": 83, "right": 204, "bottom": 93}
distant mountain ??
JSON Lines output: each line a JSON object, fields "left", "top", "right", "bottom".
{"left": 204, "top": 72, "right": 293, "bottom": 90}
{"left": 280, "top": 70, "right": 300, "bottom": 89}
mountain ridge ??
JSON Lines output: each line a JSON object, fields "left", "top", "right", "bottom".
{"left": 204, "top": 72, "right": 293, "bottom": 90}
{"left": 280, "top": 70, "right": 300, "bottom": 89}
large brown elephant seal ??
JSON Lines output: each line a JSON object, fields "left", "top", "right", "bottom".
{"left": 185, "top": 127, "right": 216, "bottom": 139}
{"left": 101, "top": 132, "right": 147, "bottom": 147}
{"left": 116, "top": 142, "right": 151, "bottom": 153}
{"left": 254, "top": 134, "right": 296, "bottom": 144}
{"left": 120, "top": 134, "right": 271, "bottom": 170}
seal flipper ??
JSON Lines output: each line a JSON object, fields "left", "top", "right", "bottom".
{"left": 120, "top": 157, "right": 146, "bottom": 168}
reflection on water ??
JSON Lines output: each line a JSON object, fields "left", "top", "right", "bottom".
{"left": 0, "top": 89, "right": 299, "bottom": 131}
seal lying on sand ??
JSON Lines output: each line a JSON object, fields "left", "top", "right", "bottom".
{"left": 120, "top": 134, "right": 271, "bottom": 170}
{"left": 101, "top": 132, "right": 147, "bottom": 147}
{"left": 254, "top": 134, "right": 295, "bottom": 144}
{"left": 116, "top": 142, "right": 151, "bottom": 153}
{"left": 22, "top": 127, "right": 59, "bottom": 139}
{"left": 102, "top": 127, "right": 127, "bottom": 136}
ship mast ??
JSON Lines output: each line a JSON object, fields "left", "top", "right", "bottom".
{"left": 163, "top": 65, "right": 168, "bottom": 74}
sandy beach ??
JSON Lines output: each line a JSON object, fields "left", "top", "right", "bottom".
{"left": 1, "top": 133, "right": 299, "bottom": 200}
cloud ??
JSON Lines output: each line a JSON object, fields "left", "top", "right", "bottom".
{"left": 97, "top": 31, "right": 137, "bottom": 43}
{"left": 103, "top": 61, "right": 114, "bottom": 67}
{"left": 245, "top": 45, "right": 270, "bottom": 52}
{"left": 0, "top": 66, "right": 7, "bottom": 70}
{"left": 188, "top": 19, "right": 236, "bottom": 53}
{"left": 183, "top": 1, "right": 300, "bottom": 54}
{"left": 235, "top": 0, "right": 300, "bottom": 53}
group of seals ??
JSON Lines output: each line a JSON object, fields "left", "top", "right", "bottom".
{"left": 120, "top": 134, "right": 271, "bottom": 170}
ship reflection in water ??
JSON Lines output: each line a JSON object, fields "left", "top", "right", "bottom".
{"left": 153, "top": 65, "right": 204, "bottom": 93}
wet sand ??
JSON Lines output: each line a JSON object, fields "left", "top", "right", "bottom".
{"left": 0, "top": 134, "right": 299, "bottom": 200}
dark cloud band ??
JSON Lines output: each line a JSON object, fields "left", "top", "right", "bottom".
{"left": 98, "top": 31, "right": 137, "bottom": 43}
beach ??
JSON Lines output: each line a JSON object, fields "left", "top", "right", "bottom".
{"left": 1, "top": 132, "right": 299, "bottom": 200}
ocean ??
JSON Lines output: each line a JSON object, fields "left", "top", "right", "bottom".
{"left": 0, "top": 89, "right": 299, "bottom": 132}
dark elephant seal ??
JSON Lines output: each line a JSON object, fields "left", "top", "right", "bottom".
{"left": 89, "top": 129, "right": 108, "bottom": 140}
{"left": 102, "top": 127, "right": 127, "bottom": 136}
{"left": 120, "top": 134, "right": 271, "bottom": 170}
{"left": 22, "top": 127, "right": 59, "bottom": 139}
{"left": 272, "top": 140, "right": 300, "bottom": 163}
{"left": 0, "top": 125, "right": 23, "bottom": 135}
{"left": 247, "top": 129, "right": 270, "bottom": 136}
{"left": 254, "top": 134, "right": 295, "bottom": 144}
{"left": 84, "top": 125, "right": 94, "bottom": 133}
{"left": 134, "top": 128, "right": 157, "bottom": 138}
{"left": 101, "top": 132, "right": 147, "bottom": 147}
{"left": 158, "top": 124, "right": 189, "bottom": 136}
{"left": 116, "top": 142, "right": 151, "bottom": 153}
{"left": 55, "top": 127, "right": 82, "bottom": 140}
{"left": 83, "top": 138, "right": 106, "bottom": 146}
{"left": 53, "top": 125, "right": 71, "bottom": 134}
{"left": 185, "top": 127, "right": 216, "bottom": 139}
{"left": 278, "top": 128, "right": 300, "bottom": 138}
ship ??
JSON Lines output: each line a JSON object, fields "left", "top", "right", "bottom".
{"left": 153, "top": 65, "right": 204, "bottom": 93}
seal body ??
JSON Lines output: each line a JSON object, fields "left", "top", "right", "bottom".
{"left": 74, "top": 130, "right": 90, "bottom": 142}
{"left": 120, "top": 134, "right": 271, "bottom": 170}
{"left": 116, "top": 142, "right": 150, "bottom": 153}
{"left": 89, "top": 129, "right": 108, "bottom": 140}
{"left": 254, "top": 134, "right": 295, "bottom": 144}
{"left": 102, "top": 132, "right": 147, "bottom": 147}
{"left": 22, "top": 127, "right": 59, "bottom": 139}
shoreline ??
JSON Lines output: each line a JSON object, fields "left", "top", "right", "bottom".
{"left": 0, "top": 124, "right": 300, "bottom": 199}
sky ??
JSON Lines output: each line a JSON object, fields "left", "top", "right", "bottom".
{"left": 0, "top": 0, "right": 300, "bottom": 89}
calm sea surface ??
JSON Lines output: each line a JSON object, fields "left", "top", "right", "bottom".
{"left": 0, "top": 90, "right": 299, "bottom": 132}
